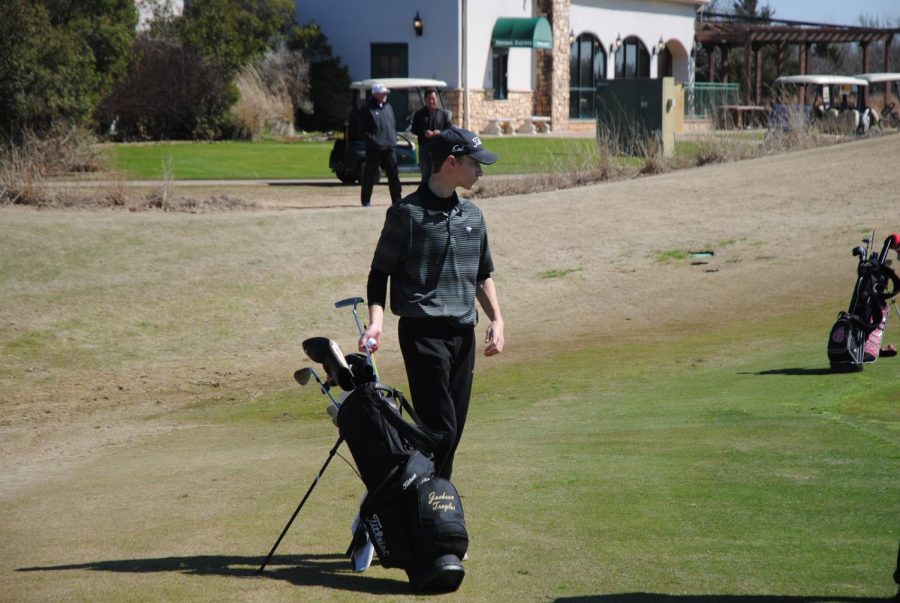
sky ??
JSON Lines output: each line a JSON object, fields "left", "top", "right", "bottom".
{"left": 760, "top": 0, "right": 900, "bottom": 26}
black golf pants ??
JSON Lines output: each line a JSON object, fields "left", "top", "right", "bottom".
{"left": 398, "top": 317, "right": 476, "bottom": 480}
{"left": 360, "top": 148, "right": 402, "bottom": 206}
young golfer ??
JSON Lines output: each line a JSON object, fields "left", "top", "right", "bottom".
{"left": 359, "top": 126, "right": 505, "bottom": 479}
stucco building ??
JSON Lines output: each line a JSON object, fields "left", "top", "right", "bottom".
{"left": 296, "top": 0, "right": 709, "bottom": 132}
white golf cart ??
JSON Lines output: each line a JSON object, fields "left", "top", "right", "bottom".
{"left": 771, "top": 75, "right": 869, "bottom": 134}
{"left": 328, "top": 78, "right": 449, "bottom": 184}
{"left": 855, "top": 73, "right": 900, "bottom": 128}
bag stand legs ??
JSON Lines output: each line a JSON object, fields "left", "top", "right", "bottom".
{"left": 257, "top": 436, "right": 344, "bottom": 574}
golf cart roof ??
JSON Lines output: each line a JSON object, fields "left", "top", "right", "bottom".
{"left": 854, "top": 72, "right": 900, "bottom": 84}
{"left": 350, "top": 78, "right": 448, "bottom": 91}
{"left": 776, "top": 75, "right": 868, "bottom": 87}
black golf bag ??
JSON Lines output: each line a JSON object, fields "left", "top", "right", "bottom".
{"left": 338, "top": 383, "right": 468, "bottom": 593}
{"left": 301, "top": 337, "right": 469, "bottom": 593}
{"left": 828, "top": 233, "right": 900, "bottom": 371}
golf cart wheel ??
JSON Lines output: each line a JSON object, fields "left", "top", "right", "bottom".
{"left": 336, "top": 171, "right": 358, "bottom": 184}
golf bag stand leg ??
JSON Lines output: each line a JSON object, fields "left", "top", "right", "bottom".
{"left": 257, "top": 436, "right": 344, "bottom": 574}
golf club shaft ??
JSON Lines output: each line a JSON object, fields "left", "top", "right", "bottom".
{"left": 257, "top": 436, "right": 344, "bottom": 574}
{"left": 312, "top": 373, "right": 341, "bottom": 409}
{"left": 342, "top": 299, "right": 380, "bottom": 382}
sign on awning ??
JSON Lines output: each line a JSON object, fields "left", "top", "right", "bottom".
{"left": 491, "top": 17, "right": 553, "bottom": 49}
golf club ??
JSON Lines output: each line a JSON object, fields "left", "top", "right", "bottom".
{"left": 294, "top": 367, "right": 340, "bottom": 411}
{"left": 257, "top": 436, "right": 344, "bottom": 574}
{"left": 334, "top": 296, "right": 379, "bottom": 382}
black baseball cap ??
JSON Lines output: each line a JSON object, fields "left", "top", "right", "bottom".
{"left": 430, "top": 126, "right": 498, "bottom": 165}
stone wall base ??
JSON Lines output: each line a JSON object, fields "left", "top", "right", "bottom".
{"left": 442, "top": 89, "right": 539, "bottom": 133}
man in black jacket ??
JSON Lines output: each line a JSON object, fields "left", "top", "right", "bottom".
{"left": 358, "top": 83, "right": 402, "bottom": 206}
{"left": 411, "top": 88, "right": 452, "bottom": 183}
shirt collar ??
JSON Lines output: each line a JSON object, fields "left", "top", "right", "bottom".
{"left": 418, "top": 183, "right": 461, "bottom": 215}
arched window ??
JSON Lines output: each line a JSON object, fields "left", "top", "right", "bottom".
{"left": 569, "top": 33, "right": 606, "bottom": 119}
{"left": 615, "top": 36, "right": 650, "bottom": 79}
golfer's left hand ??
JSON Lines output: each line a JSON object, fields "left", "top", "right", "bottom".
{"left": 484, "top": 320, "right": 504, "bottom": 356}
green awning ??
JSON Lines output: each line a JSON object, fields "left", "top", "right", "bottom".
{"left": 491, "top": 17, "right": 553, "bottom": 50}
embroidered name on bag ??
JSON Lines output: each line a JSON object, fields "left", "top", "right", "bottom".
{"left": 427, "top": 490, "right": 458, "bottom": 512}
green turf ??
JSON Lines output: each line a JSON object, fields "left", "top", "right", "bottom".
{"left": 102, "top": 138, "right": 699, "bottom": 180}
{"left": 141, "top": 301, "right": 899, "bottom": 600}
{"left": 186, "top": 309, "right": 896, "bottom": 600}
{"left": 457, "top": 310, "right": 899, "bottom": 599}
{"left": 103, "top": 140, "right": 335, "bottom": 180}
{"left": 1, "top": 210, "right": 897, "bottom": 601}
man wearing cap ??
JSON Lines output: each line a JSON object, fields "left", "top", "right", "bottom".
{"left": 358, "top": 83, "right": 402, "bottom": 206}
{"left": 359, "top": 126, "right": 505, "bottom": 479}
{"left": 411, "top": 88, "right": 452, "bottom": 184}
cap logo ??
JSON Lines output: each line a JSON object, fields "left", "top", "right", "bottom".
{"left": 471, "top": 136, "right": 482, "bottom": 147}
{"left": 451, "top": 144, "right": 466, "bottom": 153}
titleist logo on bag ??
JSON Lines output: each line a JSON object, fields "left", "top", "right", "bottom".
{"left": 402, "top": 473, "right": 419, "bottom": 490}
{"left": 365, "top": 515, "right": 390, "bottom": 557}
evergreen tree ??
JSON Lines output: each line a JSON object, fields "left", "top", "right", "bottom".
{"left": 288, "top": 22, "right": 351, "bottom": 132}
{"left": 0, "top": 0, "right": 137, "bottom": 140}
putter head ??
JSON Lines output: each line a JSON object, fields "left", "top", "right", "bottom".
{"left": 852, "top": 246, "right": 865, "bottom": 258}
{"left": 335, "top": 297, "right": 365, "bottom": 309}
{"left": 302, "top": 337, "right": 355, "bottom": 391}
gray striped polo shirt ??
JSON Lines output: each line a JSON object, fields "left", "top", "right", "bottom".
{"left": 371, "top": 185, "right": 494, "bottom": 328}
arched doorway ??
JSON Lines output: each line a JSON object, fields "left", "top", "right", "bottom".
{"left": 658, "top": 46, "right": 673, "bottom": 78}
{"left": 570, "top": 33, "right": 607, "bottom": 118}
{"left": 615, "top": 36, "right": 650, "bottom": 79}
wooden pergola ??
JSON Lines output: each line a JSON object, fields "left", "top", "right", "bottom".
{"left": 695, "top": 13, "right": 900, "bottom": 104}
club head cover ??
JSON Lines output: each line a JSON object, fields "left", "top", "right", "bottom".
{"left": 302, "top": 337, "right": 355, "bottom": 391}
{"left": 888, "top": 233, "right": 900, "bottom": 250}
{"left": 344, "top": 352, "right": 376, "bottom": 387}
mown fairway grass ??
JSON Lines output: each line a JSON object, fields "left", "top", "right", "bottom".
{"left": 1, "top": 205, "right": 897, "bottom": 601}
{"left": 102, "top": 137, "right": 698, "bottom": 180}
{"left": 104, "top": 140, "right": 335, "bottom": 180}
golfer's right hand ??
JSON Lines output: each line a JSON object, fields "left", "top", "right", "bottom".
{"left": 359, "top": 325, "right": 382, "bottom": 353}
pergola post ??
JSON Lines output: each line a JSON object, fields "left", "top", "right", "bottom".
{"left": 754, "top": 43, "right": 763, "bottom": 104}
{"left": 861, "top": 41, "right": 870, "bottom": 73}
{"left": 775, "top": 42, "right": 785, "bottom": 77}
{"left": 884, "top": 36, "right": 894, "bottom": 72}
{"left": 798, "top": 43, "right": 808, "bottom": 105}
{"left": 886, "top": 35, "right": 893, "bottom": 71}
{"left": 706, "top": 44, "right": 716, "bottom": 82}
{"left": 742, "top": 35, "right": 752, "bottom": 104}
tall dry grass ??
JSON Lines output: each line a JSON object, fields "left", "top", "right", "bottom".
{"left": 0, "top": 125, "right": 104, "bottom": 206}
{"left": 471, "top": 111, "right": 888, "bottom": 200}
{"left": 471, "top": 122, "right": 663, "bottom": 199}
{"left": 231, "top": 64, "right": 294, "bottom": 141}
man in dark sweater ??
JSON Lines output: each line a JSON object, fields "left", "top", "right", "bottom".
{"left": 411, "top": 88, "right": 452, "bottom": 184}
{"left": 358, "top": 83, "right": 402, "bottom": 206}
{"left": 359, "top": 127, "right": 504, "bottom": 479}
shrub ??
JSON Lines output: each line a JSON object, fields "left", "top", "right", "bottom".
{"left": 97, "top": 34, "right": 236, "bottom": 140}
